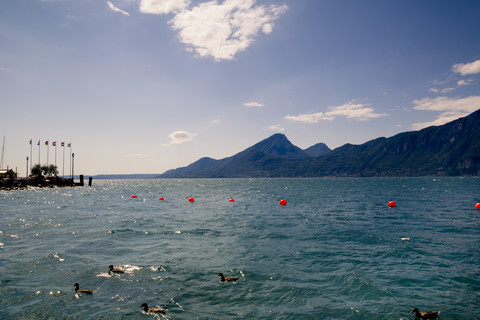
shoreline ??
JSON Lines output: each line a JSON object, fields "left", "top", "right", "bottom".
{"left": 0, "top": 176, "right": 83, "bottom": 190}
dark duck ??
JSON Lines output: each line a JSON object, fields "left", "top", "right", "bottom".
{"left": 108, "top": 265, "right": 125, "bottom": 274}
{"left": 217, "top": 272, "right": 238, "bottom": 282}
{"left": 140, "top": 303, "right": 167, "bottom": 313}
{"left": 73, "top": 283, "right": 92, "bottom": 294}
{"left": 410, "top": 308, "right": 441, "bottom": 319}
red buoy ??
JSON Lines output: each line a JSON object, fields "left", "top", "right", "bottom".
{"left": 131, "top": 195, "right": 138, "bottom": 199}
{"left": 279, "top": 199, "right": 287, "bottom": 206}
{"left": 229, "top": 198, "right": 235, "bottom": 202}
{"left": 475, "top": 203, "right": 480, "bottom": 209}
{"left": 159, "top": 197, "right": 164, "bottom": 201}
{"left": 188, "top": 197, "right": 195, "bottom": 202}
{"left": 388, "top": 201, "right": 396, "bottom": 208}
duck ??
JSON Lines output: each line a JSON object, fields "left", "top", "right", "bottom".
{"left": 217, "top": 272, "right": 239, "bottom": 282}
{"left": 140, "top": 303, "right": 167, "bottom": 313}
{"left": 108, "top": 265, "right": 125, "bottom": 274}
{"left": 73, "top": 283, "right": 92, "bottom": 294}
{"left": 410, "top": 308, "right": 441, "bottom": 319}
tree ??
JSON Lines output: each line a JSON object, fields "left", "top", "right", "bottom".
{"left": 48, "top": 164, "right": 58, "bottom": 176}
{"left": 31, "top": 164, "right": 42, "bottom": 176}
{"left": 41, "top": 165, "right": 49, "bottom": 176}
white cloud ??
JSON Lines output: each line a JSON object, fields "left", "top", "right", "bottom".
{"left": 168, "top": 0, "right": 288, "bottom": 61}
{"left": 243, "top": 101, "right": 263, "bottom": 107}
{"left": 266, "top": 125, "right": 284, "bottom": 132}
{"left": 457, "top": 79, "right": 474, "bottom": 86}
{"left": 212, "top": 118, "right": 221, "bottom": 124}
{"left": 167, "top": 130, "right": 195, "bottom": 144}
{"left": 428, "top": 87, "right": 455, "bottom": 94}
{"left": 411, "top": 95, "right": 480, "bottom": 130}
{"left": 285, "top": 100, "right": 387, "bottom": 123}
{"left": 140, "top": 0, "right": 190, "bottom": 14}
{"left": 107, "top": 1, "right": 130, "bottom": 16}
{"left": 452, "top": 59, "right": 480, "bottom": 75}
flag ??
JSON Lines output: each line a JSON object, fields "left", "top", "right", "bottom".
{"left": 53, "top": 141, "right": 56, "bottom": 147}
{"left": 45, "top": 141, "right": 49, "bottom": 146}
{"left": 29, "top": 139, "right": 32, "bottom": 145}
{"left": 61, "top": 142, "right": 65, "bottom": 147}
{"left": 37, "top": 140, "right": 40, "bottom": 146}
{"left": 68, "top": 143, "right": 71, "bottom": 147}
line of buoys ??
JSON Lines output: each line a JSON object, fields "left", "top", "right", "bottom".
{"left": 131, "top": 196, "right": 479, "bottom": 211}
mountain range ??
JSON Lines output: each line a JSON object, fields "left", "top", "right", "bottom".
{"left": 156, "top": 109, "right": 480, "bottom": 178}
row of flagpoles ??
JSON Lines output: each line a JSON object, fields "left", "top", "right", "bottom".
{"left": 28, "top": 139, "right": 72, "bottom": 178}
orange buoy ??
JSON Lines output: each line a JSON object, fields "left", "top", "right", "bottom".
{"left": 188, "top": 197, "right": 195, "bottom": 202}
{"left": 279, "top": 199, "right": 287, "bottom": 206}
{"left": 159, "top": 197, "right": 164, "bottom": 201}
{"left": 131, "top": 195, "right": 138, "bottom": 199}
{"left": 388, "top": 201, "right": 396, "bottom": 208}
{"left": 229, "top": 198, "right": 235, "bottom": 202}
{"left": 475, "top": 203, "right": 480, "bottom": 209}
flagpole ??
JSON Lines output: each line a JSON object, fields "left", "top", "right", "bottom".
{"left": 62, "top": 142, "right": 65, "bottom": 177}
{"left": 54, "top": 141, "right": 57, "bottom": 173}
{"left": 37, "top": 140, "right": 40, "bottom": 166}
{"left": 46, "top": 141, "right": 49, "bottom": 167}
{"left": 69, "top": 143, "right": 72, "bottom": 179}
{"left": 29, "top": 139, "right": 33, "bottom": 174}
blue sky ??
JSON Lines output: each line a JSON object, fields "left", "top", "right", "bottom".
{"left": 1, "top": 0, "right": 480, "bottom": 175}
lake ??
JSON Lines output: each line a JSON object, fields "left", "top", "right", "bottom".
{"left": 1, "top": 177, "right": 479, "bottom": 319}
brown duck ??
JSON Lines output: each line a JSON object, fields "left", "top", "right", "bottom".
{"left": 140, "top": 303, "right": 167, "bottom": 313}
{"left": 73, "top": 283, "right": 92, "bottom": 294}
{"left": 217, "top": 272, "right": 239, "bottom": 282}
{"left": 410, "top": 308, "right": 441, "bottom": 319}
{"left": 108, "top": 265, "right": 125, "bottom": 274}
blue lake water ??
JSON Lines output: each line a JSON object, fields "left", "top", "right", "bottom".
{"left": 1, "top": 177, "right": 479, "bottom": 319}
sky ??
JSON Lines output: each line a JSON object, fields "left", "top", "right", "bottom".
{"left": 1, "top": 0, "right": 480, "bottom": 176}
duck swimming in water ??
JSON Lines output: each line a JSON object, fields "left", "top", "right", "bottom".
{"left": 108, "top": 265, "right": 125, "bottom": 274}
{"left": 217, "top": 272, "right": 239, "bottom": 282}
{"left": 410, "top": 308, "right": 441, "bottom": 319}
{"left": 73, "top": 283, "right": 92, "bottom": 294}
{"left": 140, "top": 303, "right": 167, "bottom": 313}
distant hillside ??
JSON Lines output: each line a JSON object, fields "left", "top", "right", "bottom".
{"left": 157, "top": 109, "right": 480, "bottom": 178}
{"left": 158, "top": 133, "right": 326, "bottom": 178}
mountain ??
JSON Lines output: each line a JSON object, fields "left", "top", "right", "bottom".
{"left": 159, "top": 133, "right": 321, "bottom": 178}
{"left": 304, "top": 142, "right": 331, "bottom": 157}
{"left": 157, "top": 109, "right": 480, "bottom": 178}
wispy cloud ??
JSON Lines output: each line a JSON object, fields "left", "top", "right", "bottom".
{"left": 140, "top": 0, "right": 190, "bottom": 15}
{"left": 285, "top": 100, "right": 387, "bottom": 123}
{"left": 243, "top": 101, "right": 263, "bottom": 108}
{"left": 428, "top": 87, "right": 455, "bottom": 94}
{"left": 167, "top": 130, "right": 195, "bottom": 144}
{"left": 266, "top": 125, "right": 284, "bottom": 132}
{"left": 140, "top": 0, "right": 288, "bottom": 61}
{"left": 411, "top": 96, "right": 480, "bottom": 130}
{"left": 457, "top": 79, "right": 474, "bottom": 86}
{"left": 107, "top": 1, "right": 130, "bottom": 16}
{"left": 452, "top": 58, "right": 480, "bottom": 75}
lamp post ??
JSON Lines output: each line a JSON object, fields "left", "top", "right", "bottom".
{"left": 72, "top": 153, "right": 75, "bottom": 180}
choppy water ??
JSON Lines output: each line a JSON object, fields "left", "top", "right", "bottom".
{"left": 1, "top": 178, "right": 479, "bottom": 319}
